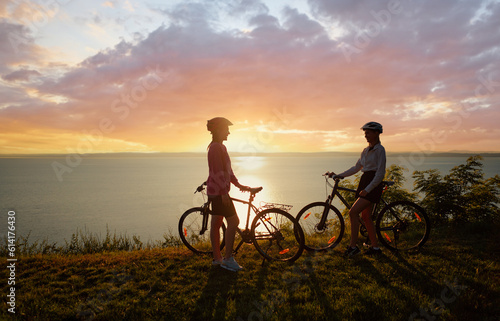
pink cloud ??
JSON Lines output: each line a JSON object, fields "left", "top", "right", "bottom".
{"left": 2, "top": 68, "right": 41, "bottom": 81}
{"left": 0, "top": 0, "right": 499, "bottom": 154}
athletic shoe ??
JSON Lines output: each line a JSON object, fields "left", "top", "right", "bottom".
{"left": 212, "top": 259, "right": 222, "bottom": 266}
{"left": 221, "top": 257, "right": 244, "bottom": 272}
{"left": 343, "top": 246, "right": 360, "bottom": 257}
{"left": 364, "top": 247, "right": 382, "bottom": 256}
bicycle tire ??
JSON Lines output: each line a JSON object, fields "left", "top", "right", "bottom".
{"left": 296, "top": 202, "right": 345, "bottom": 251}
{"left": 178, "top": 207, "right": 226, "bottom": 254}
{"left": 376, "top": 201, "right": 430, "bottom": 251}
{"left": 251, "top": 208, "right": 305, "bottom": 262}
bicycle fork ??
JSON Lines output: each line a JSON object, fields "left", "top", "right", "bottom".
{"left": 200, "top": 203, "right": 210, "bottom": 236}
{"left": 317, "top": 196, "right": 333, "bottom": 231}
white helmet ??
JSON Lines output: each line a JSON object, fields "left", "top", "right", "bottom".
{"left": 361, "top": 121, "right": 383, "bottom": 133}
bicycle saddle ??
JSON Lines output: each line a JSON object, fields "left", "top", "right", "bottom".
{"left": 248, "top": 187, "right": 263, "bottom": 194}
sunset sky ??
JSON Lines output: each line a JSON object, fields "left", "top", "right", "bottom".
{"left": 1, "top": 0, "right": 499, "bottom": 154}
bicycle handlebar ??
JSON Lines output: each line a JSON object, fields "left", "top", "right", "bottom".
{"left": 194, "top": 181, "right": 207, "bottom": 194}
{"left": 323, "top": 173, "right": 395, "bottom": 188}
{"left": 194, "top": 181, "right": 263, "bottom": 195}
{"left": 324, "top": 172, "right": 344, "bottom": 180}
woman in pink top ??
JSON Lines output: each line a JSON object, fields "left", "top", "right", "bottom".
{"left": 206, "top": 117, "right": 250, "bottom": 271}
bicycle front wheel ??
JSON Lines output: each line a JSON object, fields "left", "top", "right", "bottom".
{"left": 296, "top": 202, "right": 345, "bottom": 251}
{"left": 251, "top": 208, "right": 305, "bottom": 262}
{"left": 178, "top": 207, "right": 226, "bottom": 254}
{"left": 376, "top": 201, "right": 430, "bottom": 251}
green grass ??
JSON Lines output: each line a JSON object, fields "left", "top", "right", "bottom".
{"left": 1, "top": 224, "right": 499, "bottom": 321}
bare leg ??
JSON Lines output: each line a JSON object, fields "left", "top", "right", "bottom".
{"left": 348, "top": 198, "right": 373, "bottom": 248}
{"left": 223, "top": 214, "right": 240, "bottom": 260}
{"left": 211, "top": 215, "right": 224, "bottom": 261}
{"left": 361, "top": 206, "right": 379, "bottom": 248}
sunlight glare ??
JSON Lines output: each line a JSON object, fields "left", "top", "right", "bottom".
{"left": 232, "top": 156, "right": 266, "bottom": 171}
{"left": 230, "top": 173, "right": 270, "bottom": 228}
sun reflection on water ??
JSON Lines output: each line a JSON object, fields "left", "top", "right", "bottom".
{"left": 232, "top": 156, "right": 266, "bottom": 171}
{"left": 229, "top": 156, "right": 273, "bottom": 227}
{"left": 230, "top": 173, "right": 271, "bottom": 228}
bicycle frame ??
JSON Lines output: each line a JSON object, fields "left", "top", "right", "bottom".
{"left": 318, "top": 177, "right": 390, "bottom": 230}
{"left": 231, "top": 193, "right": 260, "bottom": 233}
{"left": 318, "top": 178, "right": 353, "bottom": 230}
{"left": 196, "top": 189, "right": 263, "bottom": 252}
{"left": 231, "top": 193, "right": 295, "bottom": 249}
{"left": 296, "top": 175, "right": 429, "bottom": 252}
{"left": 191, "top": 183, "right": 298, "bottom": 253}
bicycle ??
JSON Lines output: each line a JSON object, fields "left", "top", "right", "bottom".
{"left": 296, "top": 173, "right": 431, "bottom": 252}
{"left": 179, "top": 182, "right": 305, "bottom": 262}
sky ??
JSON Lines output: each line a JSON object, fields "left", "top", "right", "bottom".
{"left": 1, "top": 0, "right": 499, "bottom": 155}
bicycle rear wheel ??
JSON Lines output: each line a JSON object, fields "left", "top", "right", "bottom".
{"left": 376, "top": 201, "right": 430, "bottom": 251}
{"left": 251, "top": 208, "right": 304, "bottom": 262}
{"left": 178, "top": 207, "right": 226, "bottom": 254}
{"left": 296, "top": 202, "right": 345, "bottom": 251}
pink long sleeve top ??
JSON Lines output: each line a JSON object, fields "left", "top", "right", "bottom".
{"left": 206, "top": 142, "right": 239, "bottom": 195}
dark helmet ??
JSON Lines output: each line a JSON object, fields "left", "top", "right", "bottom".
{"left": 207, "top": 117, "right": 233, "bottom": 132}
{"left": 361, "top": 121, "right": 383, "bottom": 133}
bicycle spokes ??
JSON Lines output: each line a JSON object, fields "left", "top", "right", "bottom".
{"left": 377, "top": 201, "right": 430, "bottom": 251}
{"left": 252, "top": 209, "right": 304, "bottom": 262}
{"left": 179, "top": 208, "right": 226, "bottom": 254}
{"left": 296, "top": 203, "right": 344, "bottom": 251}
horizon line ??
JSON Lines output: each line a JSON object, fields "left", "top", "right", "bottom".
{"left": 1, "top": 151, "right": 499, "bottom": 158}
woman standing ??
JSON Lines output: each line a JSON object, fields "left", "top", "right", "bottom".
{"left": 331, "top": 122, "right": 386, "bottom": 257}
{"left": 206, "top": 117, "right": 250, "bottom": 271}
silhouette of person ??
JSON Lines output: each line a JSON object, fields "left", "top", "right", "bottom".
{"left": 206, "top": 117, "right": 250, "bottom": 271}
{"left": 331, "top": 122, "right": 386, "bottom": 256}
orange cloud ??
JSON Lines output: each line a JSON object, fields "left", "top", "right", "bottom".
{"left": 1, "top": 0, "right": 499, "bottom": 154}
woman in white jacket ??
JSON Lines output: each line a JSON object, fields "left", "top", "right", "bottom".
{"left": 331, "top": 122, "right": 386, "bottom": 257}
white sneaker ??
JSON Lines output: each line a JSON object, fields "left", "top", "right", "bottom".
{"left": 221, "top": 257, "right": 243, "bottom": 272}
{"left": 212, "top": 259, "right": 222, "bottom": 266}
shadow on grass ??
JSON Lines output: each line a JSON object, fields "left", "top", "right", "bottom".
{"left": 280, "top": 247, "right": 446, "bottom": 320}
{"left": 189, "top": 266, "right": 239, "bottom": 321}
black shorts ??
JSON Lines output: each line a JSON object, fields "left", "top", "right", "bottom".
{"left": 356, "top": 171, "right": 383, "bottom": 204}
{"left": 209, "top": 195, "right": 237, "bottom": 218}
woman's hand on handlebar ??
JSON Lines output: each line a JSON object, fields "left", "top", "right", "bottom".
{"left": 235, "top": 183, "right": 251, "bottom": 192}
{"left": 324, "top": 172, "right": 344, "bottom": 180}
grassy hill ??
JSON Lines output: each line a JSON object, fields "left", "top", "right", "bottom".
{"left": 1, "top": 224, "right": 499, "bottom": 321}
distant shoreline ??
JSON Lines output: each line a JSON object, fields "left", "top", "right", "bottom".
{"left": 1, "top": 151, "right": 500, "bottom": 158}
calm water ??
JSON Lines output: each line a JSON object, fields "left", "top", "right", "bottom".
{"left": 1, "top": 154, "right": 499, "bottom": 245}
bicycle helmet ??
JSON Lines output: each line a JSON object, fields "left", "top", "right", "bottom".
{"left": 361, "top": 121, "right": 383, "bottom": 133}
{"left": 207, "top": 117, "right": 233, "bottom": 132}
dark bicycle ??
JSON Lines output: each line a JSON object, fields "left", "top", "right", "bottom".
{"left": 296, "top": 173, "right": 430, "bottom": 252}
{"left": 179, "top": 182, "right": 305, "bottom": 262}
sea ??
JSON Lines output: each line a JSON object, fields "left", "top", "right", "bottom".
{"left": 1, "top": 153, "right": 499, "bottom": 245}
